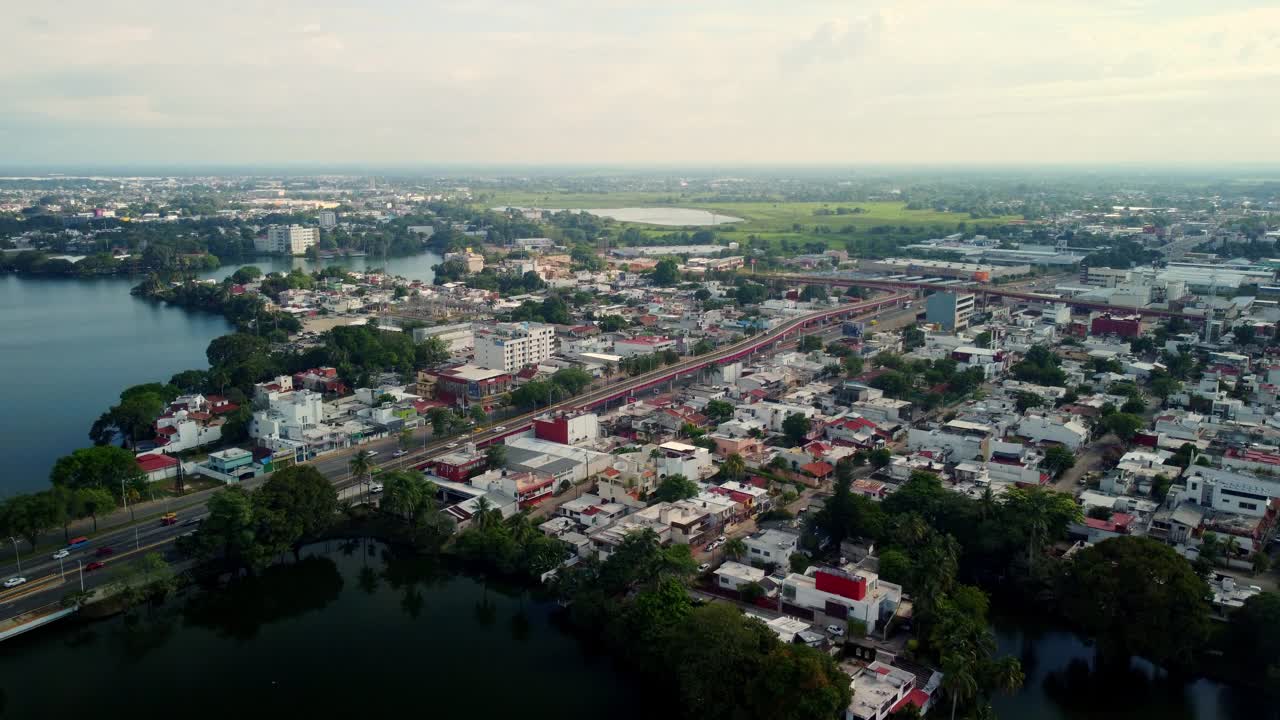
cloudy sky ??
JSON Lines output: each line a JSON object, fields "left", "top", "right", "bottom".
{"left": 2, "top": 0, "right": 1278, "bottom": 167}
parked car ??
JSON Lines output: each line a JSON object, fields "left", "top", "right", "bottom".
{"left": 85, "top": 562, "right": 105, "bottom": 572}
{"left": 698, "top": 563, "right": 711, "bottom": 572}
{"left": 826, "top": 624, "right": 846, "bottom": 637}
{"left": 52, "top": 549, "right": 70, "bottom": 560}
{"left": 716, "top": 535, "right": 727, "bottom": 543}
{"left": 95, "top": 547, "right": 114, "bottom": 557}
{"left": 369, "top": 483, "right": 384, "bottom": 494}
{"left": 3, "top": 577, "right": 26, "bottom": 589}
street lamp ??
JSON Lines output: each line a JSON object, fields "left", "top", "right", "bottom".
{"left": 7, "top": 536, "right": 20, "bottom": 574}
{"left": 57, "top": 555, "right": 65, "bottom": 581}
{"left": 76, "top": 560, "right": 84, "bottom": 592}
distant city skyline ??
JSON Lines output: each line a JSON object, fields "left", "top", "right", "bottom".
{"left": 3, "top": 0, "right": 1279, "bottom": 166}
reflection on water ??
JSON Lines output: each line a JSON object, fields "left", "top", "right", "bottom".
{"left": 993, "top": 615, "right": 1279, "bottom": 720}
{"left": 0, "top": 540, "right": 643, "bottom": 720}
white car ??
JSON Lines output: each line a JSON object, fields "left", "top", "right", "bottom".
{"left": 494, "top": 426, "right": 507, "bottom": 432}
{"left": 366, "top": 450, "right": 379, "bottom": 457}
{"left": 447, "top": 442, "right": 458, "bottom": 448}
{"left": 698, "top": 563, "right": 711, "bottom": 572}
{"left": 52, "top": 549, "right": 70, "bottom": 560}
{"left": 3, "top": 577, "right": 26, "bottom": 589}
{"left": 392, "top": 450, "right": 408, "bottom": 458}
{"left": 826, "top": 624, "right": 846, "bottom": 637}
{"left": 716, "top": 535, "right": 727, "bottom": 543}
{"left": 369, "top": 483, "right": 384, "bottom": 494}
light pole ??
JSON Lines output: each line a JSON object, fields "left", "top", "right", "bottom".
{"left": 76, "top": 560, "right": 84, "bottom": 592}
{"left": 8, "top": 536, "right": 20, "bottom": 575}
{"left": 135, "top": 527, "right": 140, "bottom": 551}
{"left": 57, "top": 555, "right": 65, "bottom": 581}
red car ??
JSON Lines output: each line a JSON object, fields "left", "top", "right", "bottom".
{"left": 95, "top": 547, "right": 114, "bottom": 557}
{"left": 85, "top": 561, "right": 105, "bottom": 571}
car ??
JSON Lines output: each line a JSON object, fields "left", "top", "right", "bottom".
{"left": 392, "top": 449, "right": 408, "bottom": 458}
{"left": 716, "top": 535, "right": 727, "bottom": 543}
{"left": 52, "top": 549, "right": 70, "bottom": 560}
{"left": 95, "top": 547, "right": 114, "bottom": 557}
{"left": 182, "top": 517, "right": 203, "bottom": 526}
{"left": 85, "top": 562, "right": 105, "bottom": 572}
{"left": 369, "top": 483, "right": 384, "bottom": 494}
{"left": 366, "top": 450, "right": 379, "bottom": 457}
{"left": 698, "top": 563, "right": 711, "bottom": 572}
{"left": 493, "top": 426, "right": 507, "bottom": 432}
{"left": 447, "top": 442, "right": 458, "bottom": 448}
{"left": 826, "top": 624, "right": 846, "bottom": 637}
{"left": 3, "top": 577, "right": 27, "bottom": 589}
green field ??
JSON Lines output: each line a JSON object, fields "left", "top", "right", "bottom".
{"left": 484, "top": 191, "right": 1017, "bottom": 238}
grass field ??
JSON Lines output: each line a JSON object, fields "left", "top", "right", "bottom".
{"left": 484, "top": 190, "right": 1019, "bottom": 251}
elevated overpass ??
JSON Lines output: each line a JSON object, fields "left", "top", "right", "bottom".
{"left": 778, "top": 274, "right": 1205, "bottom": 322}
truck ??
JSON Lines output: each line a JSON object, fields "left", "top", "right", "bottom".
{"left": 160, "top": 512, "right": 178, "bottom": 526}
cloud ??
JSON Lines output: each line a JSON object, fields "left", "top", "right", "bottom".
{"left": 0, "top": 0, "right": 1278, "bottom": 165}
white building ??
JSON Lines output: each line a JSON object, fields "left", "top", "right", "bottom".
{"left": 1014, "top": 414, "right": 1089, "bottom": 451}
{"left": 782, "top": 566, "right": 902, "bottom": 635}
{"left": 475, "top": 322, "right": 557, "bottom": 372}
{"left": 318, "top": 210, "right": 337, "bottom": 229}
{"left": 1184, "top": 465, "right": 1280, "bottom": 519}
{"left": 257, "top": 224, "right": 320, "bottom": 255}
{"left": 655, "top": 441, "right": 716, "bottom": 480}
{"left": 412, "top": 323, "right": 475, "bottom": 353}
{"left": 714, "top": 561, "right": 767, "bottom": 591}
{"left": 906, "top": 420, "right": 995, "bottom": 461}
{"left": 613, "top": 335, "right": 677, "bottom": 357}
{"left": 743, "top": 529, "right": 799, "bottom": 567}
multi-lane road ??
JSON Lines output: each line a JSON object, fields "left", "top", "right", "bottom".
{"left": 1, "top": 290, "right": 909, "bottom": 621}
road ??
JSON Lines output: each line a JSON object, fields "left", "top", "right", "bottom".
{"left": 2, "top": 291, "right": 910, "bottom": 619}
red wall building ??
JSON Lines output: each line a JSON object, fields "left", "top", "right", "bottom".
{"left": 814, "top": 568, "right": 867, "bottom": 600}
{"left": 1090, "top": 313, "right": 1142, "bottom": 338}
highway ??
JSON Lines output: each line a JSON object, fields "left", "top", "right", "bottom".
{"left": 780, "top": 273, "right": 1206, "bottom": 322}
{"left": 1, "top": 290, "right": 909, "bottom": 621}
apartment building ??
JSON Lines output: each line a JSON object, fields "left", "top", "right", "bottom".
{"left": 925, "top": 291, "right": 976, "bottom": 332}
{"left": 474, "top": 322, "right": 556, "bottom": 372}
{"left": 256, "top": 224, "right": 320, "bottom": 255}
{"left": 317, "top": 210, "right": 337, "bottom": 229}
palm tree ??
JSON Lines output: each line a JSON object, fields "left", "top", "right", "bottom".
{"left": 724, "top": 537, "right": 748, "bottom": 562}
{"left": 472, "top": 496, "right": 494, "bottom": 529}
{"left": 942, "top": 651, "right": 980, "bottom": 720}
{"left": 349, "top": 449, "right": 374, "bottom": 502}
{"left": 722, "top": 453, "right": 746, "bottom": 481}
{"left": 985, "top": 655, "right": 1025, "bottom": 698}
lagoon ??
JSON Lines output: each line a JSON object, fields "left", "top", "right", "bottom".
{"left": 0, "top": 251, "right": 441, "bottom": 495}
{"left": 0, "top": 540, "right": 644, "bottom": 719}
{"left": 496, "top": 206, "right": 742, "bottom": 226}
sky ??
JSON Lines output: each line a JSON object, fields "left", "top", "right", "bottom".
{"left": 2, "top": 0, "right": 1279, "bottom": 167}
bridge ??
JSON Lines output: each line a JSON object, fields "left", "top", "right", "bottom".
{"left": 777, "top": 274, "right": 1205, "bottom": 322}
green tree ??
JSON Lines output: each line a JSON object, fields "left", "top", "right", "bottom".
{"left": 1002, "top": 486, "right": 1081, "bottom": 567}
{"left": 652, "top": 474, "right": 698, "bottom": 503}
{"left": 255, "top": 465, "right": 338, "bottom": 541}
{"left": 868, "top": 448, "right": 892, "bottom": 469}
{"left": 798, "top": 335, "right": 823, "bottom": 352}
{"left": 1012, "top": 390, "right": 1044, "bottom": 413}
{"left": 348, "top": 449, "right": 375, "bottom": 498}
{"left": 843, "top": 354, "right": 864, "bottom": 377}
{"left": 75, "top": 487, "right": 117, "bottom": 533}
{"left": 1040, "top": 445, "right": 1076, "bottom": 478}
{"left": 704, "top": 399, "right": 735, "bottom": 422}
{"left": 0, "top": 492, "right": 58, "bottom": 550}
{"left": 1058, "top": 536, "right": 1211, "bottom": 669}
{"left": 1223, "top": 592, "right": 1280, "bottom": 683}
{"left": 1100, "top": 412, "right": 1145, "bottom": 442}
{"left": 398, "top": 428, "right": 415, "bottom": 451}
{"left": 486, "top": 443, "right": 507, "bottom": 470}
{"left": 724, "top": 537, "right": 747, "bottom": 561}
{"left": 781, "top": 412, "right": 811, "bottom": 445}
{"left": 876, "top": 548, "right": 912, "bottom": 586}
{"left": 651, "top": 258, "right": 680, "bottom": 286}
{"left": 416, "top": 335, "right": 450, "bottom": 367}
{"left": 721, "top": 453, "right": 746, "bottom": 481}
{"left": 49, "top": 445, "right": 143, "bottom": 496}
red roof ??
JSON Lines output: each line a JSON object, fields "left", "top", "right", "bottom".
{"left": 892, "top": 689, "right": 930, "bottom": 713}
{"left": 135, "top": 453, "right": 179, "bottom": 473}
{"left": 156, "top": 426, "right": 178, "bottom": 436}
{"left": 1226, "top": 447, "right": 1280, "bottom": 466}
{"left": 801, "top": 461, "right": 834, "bottom": 477}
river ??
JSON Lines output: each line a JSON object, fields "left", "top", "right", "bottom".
{"left": 0, "top": 540, "right": 643, "bottom": 719}
{"left": 0, "top": 251, "right": 441, "bottom": 495}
